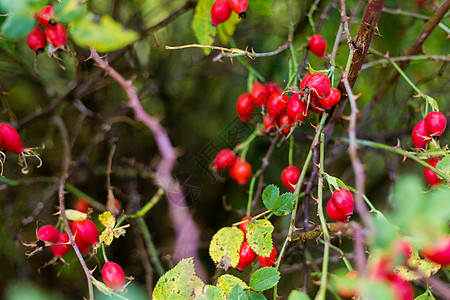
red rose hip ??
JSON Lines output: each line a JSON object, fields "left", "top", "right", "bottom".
{"left": 267, "top": 92, "right": 289, "bottom": 119}
{"left": 71, "top": 219, "right": 98, "bottom": 245}
{"left": 263, "top": 114, "right": 276, "bottom": 132}
{"left": 251, "top": 81, "right": 268, "bottom": 107}
{"left": 421, "top": 236, "right": 450, "bottom": 266}
{"left": 37, "top": 225, "right": 59, "bottom": 243}
{"left": 51, "top": 232, "right": 71, "bottom": 257}
{"left": 327, "top": 188, "right": 354, "bottom": 223}
{"left": 211, "top": 0, "right": 232, "bottom": 26}
{"left": 309, "top": 34, "right": 327, "bottom": 59}
{"left": 0, "top": 124, "right": 25, "bottom": 153}
{"left": 278, "top": 113, "right": 293, "bottom": 134}
{"left": 214, "top": 149, "right": 236, "bottom": 170}
{"left": 425, "top": 111, "right": 446, "bottom": 137}
{"left": 411, "top": 119, "right": 431, "bottom": 149}
{"left": 27, "top": 25, "right": 47, "bottom": 54}
{"left": 300, "top": 73, "right": 331, "bottom": 100}
{"left": 236, "top": 93, "right": 255, "bottom": 121}
{"left": 287, "top": 93, "right": 308, "bottom": 122}
{"left": 228, "top": 0, "right": 248, "bottom": 18}
{"left": 236, "top": 241, "right": 256, "bottom": 271}
{"left": 319, "top": 88, "right": 341, "bottom": 109}
{"left": 45, "top": 23, "right": 67, "bottom": 48}
{"left": 102, "top": 261, "right": 126, "bottom": 291}
{"left": 424, "top": 157, "right": 442, "bottom": 187}
{"left": 230, "top": 158, "right": 252, "bottom": 185}
{"left": 37, "top": 5, "right": 56, "bottom": 27}
{"left": 281, "top": 165, "right": 300, "bottom": 192}
{"left": 257, "top": 245, "right": 277, "bottom": 267}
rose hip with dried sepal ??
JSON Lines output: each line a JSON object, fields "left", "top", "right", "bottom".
{"left": 27, "top": 25, "right": 47, "bottom": 54}
{"left": 300, "top": 73, "right": 331, "bottom": 100}
{"left": 267, "top": 91, "right": 289, "bottom": 119}
{"left": 228, "top": 0, "right": 248, "bottom": 18}
{"left": 263, "top": 113, "right": 276, "bottom": 132}
{"left": 45, "top": 23, "right": 67, "bottom": 48}
{"left": 278, "top": 113, "right": 293, "bottom": 135}
{"left": 37, "top": 5, "right": 57, "bottom": 27}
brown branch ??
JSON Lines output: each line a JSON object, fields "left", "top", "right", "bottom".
{"left": 88, "top": 48, "right": 206, "bottom": 279}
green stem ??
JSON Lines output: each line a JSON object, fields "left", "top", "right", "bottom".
{"left": 137, "top": 217, "right": 165, "bottom": 276}
{"left": 246, "top": 176, "right": 256, "bottom": 216}
{"left": 315, "top": 132, "right": 330, "bottom": 300}
{"left": 320, "top": 239, "right": 353, "bottom": 272}
{"left": 101, "top": 243, "right": 108, "bottom": 263}
{"left": 235, "top": 125, "right": 261, "bottom": 160}
{"left": 307, "top": 0, "right": 321, "bottom": 33}
{"left": 288, "top": 134, "right": 294, "bottom": 166}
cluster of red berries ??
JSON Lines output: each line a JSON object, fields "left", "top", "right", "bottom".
{"left": 309, "top": 34, "right": 327, "bottom": 59}
{"left": 236, "top": 216, "right": 277, "bottom": 271}
{"left": 326, "top": 188, "right": 354, "bottom": 223}
{"left": 411, "top": 111, "right": 447, "bottom": 187}
{"left": 37, "top": 225, "right": 71, "bottom": 257}
{"left": 71, "top": 218, "right": 99, "bottom": 253}
{"left": 213, "top": 149, "right": 252, "bottom": 185}
{"left": 27, "top": 5, "right": 67, "bottom": 54}
{"left": 211, "top": 0, "right": 248, "bottom": 26}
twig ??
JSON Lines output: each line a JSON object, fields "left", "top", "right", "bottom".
{"left": 361, "top": 55, "right": 450, "bottom": 70}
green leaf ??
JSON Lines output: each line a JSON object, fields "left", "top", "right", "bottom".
{"left": 70, "top": 13, "right": 138, "bottom": 52}
{"left": 54, "top": 0, "right": 87, "bottom": 23}
{"left": 228, "top": 284, "right": 248, "bottom": 300}
{"left": 414, "top": 291, "right": 436, "bottom": 300}
{"left": 194, "top": 285, "right": 227, "bottom": 300}
{"left": 262, "top": 184, "right": 279, "bottom": 211}
{"left": 191, "top": 0, "right": 216, "bottom": 55}
{"left": 424, "top": 96, "right": 439, "bottom": 112}
{"left": 249, "top": 0, "right": 272, "bottom": 17}
{"left": 246, "top": 219, "right": 274, "bottom": 256}
{"left": 249, "top": 267, "right": 280, "bottom": 291}
{"left": 288, "top": 290, "right": 311, "bottom": 300}
{"left": 247, "top": 291, "right": 267, "bottom": 300}
{"left": 217, "top": 13, "right": 240, "bottom": 45}
{"left": 153, "top": 257, "right": 204, "bottom": 300}
{"left": 272, "top": 193, "right": 295, "bottom": 216}
{"left": 216, "top": 274, "right": 248, "bottom": 295}
{"left": 436, "top": 155, "right": 450, "bottom": 181}
{"left": 209, "top": 227, "right": 244, "bottom": 270}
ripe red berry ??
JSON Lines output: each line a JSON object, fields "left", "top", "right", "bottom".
{"left": 287, "top": 93, "right": 308, "bottom": 122}
{"left": 265, "top": 82, "right": 282, "bottom": 94}
{"left": 74, "top": 197, "right": 91, "bottom": 213}
{"left": 236, "top": 93, "right": 255, "bottom": 121}
{"left": 327, "top": 188, "right": 354, "bottom": 223}
{"left": 300, "top": 73, "right": 331, "bottom": 100}
{"left": 74, "top": 234, "right": 90, "bottom": 253}
{"left": 281, "top": 165, "right": 300, "bottom": 192}
{"left": 336, "top": 270, "right": 359, "bottom": 299}
{"left": 309, "top": 34, "right": 327, "bottom": 59}
{"left": 421, "top": 236, "right": 450, "bottom": 266}
{"left": 389, "top": 273, "right": 414, "bottom": 300}
{"left": 51, "top": 232, "right": 71, "bottom": 257}
{"left": 411, "top": 119, "right": 431, "bottom": 149}
{"left": 263, "top": 113, "right": 276, "bottom": 132}
{"left": 239, "top": 216, "right": 252, "bottom": 238}
{"left": 424, "top": 157, "right": 442, "bottom": 187}
{"left": 425, "top": 111, "right": 446, "bottom": 137}
{"left": 37, "top": 225, "right": 59, "bottom": 243}
{"left": 27, "top": 25, "right": 47, "bottom": 54}
{"left": 257, "top": 245, "right": 277, "bottom": 267}
{"left": 0, "top": 124, "right": 25, "bottom": 153}
{"left": 236, "top": 241, "right": 256, "bottom": 271}
{"left": 267, "top": 92, "right": 289, "bottom": 119}
{"left": 102, "top": 261, "right": 126, "bottom": 291}
{"left": 319, "top": 88, "right": 341, "bottom": 109}
{"left": 214, "top": 149, "right": 236, "bottom": 170}
{"left": 230, "top": 158, "right": 252, "bottom": 185}
{"left": 308, "top": 95, "right": 325, "bottom": 115}
{"left": 45, "top": 23, "right": 67, "bottom": 48}
{"left": 37, "top": 5, "right": 56, "bottom": 27}
{"left": 278, "top": 113, "right": 293, "bottom": 134}
{"left": 71, "top": 219, "right": 98, "bottom": 245}
{"left": 251, "top": 81, "right": 268, "bottom": 107}
{"left": 228, "top": 0, "right": 248, "bottom": 18}
{"left": 211, "top": 0, "right": 232, "bottom": 26}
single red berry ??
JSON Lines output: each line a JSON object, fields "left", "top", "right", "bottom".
{"left": 0, "top": 124, "right": 24, "bottom": 153}
{"left": 37, "top": 5, "right": 56, "bottom": 27}
{"left": 74, "top": 197, "right": 91, "bottom": 213}
{"left": 300, "top": 73, "right": 331, "bottom": 100}
{"left": 326, "top": 200, "right": 347, "bottom": 223}
{"left": 37, "top": 225, "right": 59, "bottom": 243}
{"left": 287, "top": 93, "right": 309, "bottom": 122}
{"left": 257, "top": 245, "right": 277, "bottom": 267}
{"left": 73, "top": 233, "right": 90, "bottom": 253}
{"left": 51, "top": 232, "right": 71, "bottom": 257}
{"left": 228, "top": 0, "right": 248, "bottom": 18}
{"left": 27, "top": 25, "right": 47, "bottom": 54}
{"left": 211, "top": 0, "right": 232, "bottom": 26}
{"left": 214, "top": 149, "right": 236, "bottom": 170}
{"left": 337, "top": 270, "right": 359, "bottom": 299}
{"left": 102, "top": 261, "right": 126, "bottom": 291}
{"left": 251, "top": 81, "right": 268, "bottom": 107}
{"left": 45, "top": 23, "right": 67, "bottom": 48}
{"left": 265, "top": 82, "right": 283, "bottom": 94}
{"left": 421, "top": 236, "right": 450, "bottom": 266}
{"left": 281, "top": 166, "right": 300, "bottom": 192}
{"left": 331, "top": 188, "right": 354, "bottom": 217}
{"left": 267, "top": 92, "right": 289, "bottom": 119}
{"left": 230, "top": 158, "right": 252, "bottom": 185}
{"left": 263, "top": 113, "right": 276, "bottom": 132}
{"left": 236, "top": 93, "right": 255, "bottom": 121}
{"left": 424, "top": 157, "right": 442, "bottom": 187}
{"left": 425, "top": 111, "right": 446, "bottom": 137}
{"left": 389, "top": 273, "right": 414, "bottom": 300}
{"left": 309, "top": 34, "right": 327, "bottom": 59}
{"left": 278, "top": 113, "right": 293, "bottom": 134}
{"left": 236, "top": 241, "right": 256, "bottom": 271}
{"left": 319, "top": 88, "right": 341, "bottom": 109}
{"left": 239, "top": 216, "right": 252, "bottom": 238}
{"left": 308, "top": 95, "right": 325, "bottom": 115}
{"left": 71, "top": 219, "right": 98, "bottom": 245}
{"left": 411, "top": 119, "right": 431, "bottom": 149}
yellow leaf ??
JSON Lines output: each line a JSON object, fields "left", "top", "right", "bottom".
{"left": 99, "top": 211, "right": 115, "bottom": 228}
{"left": 99, "top": 228, "right": 114, "bottom": 246}
{"left": 394, "top": 251, "right": 441, "bottom": 281}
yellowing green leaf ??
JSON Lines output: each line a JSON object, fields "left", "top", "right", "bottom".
{"left": 246, "top": 219, "right": 274, "bottom": 257}
{"left": 194, "top": 285, "right": 227, "bottom": 300}
{"left": 99, "top": 211, "right": 115, "bottom": 228}
{"left": 209, "top": 227, "right": 244, "bottom": 270}
{"left": 99, "top": 227, "right": 114, "bottom": 246}
{"left": 70, "top": 13, "right": 138, "bottom": 52}
{"left": 216, "top": 274, "right": 248, "bottom": 295}
{"left": 217, "top": 13, "right": 240, "bottom": 45}
{"left": 191, "top": 0, "right": 217, "bottom": 55}
{"left": 394, "top": 251, "right": 440, "bottom": 281}
{"left": 65, "top": 209, "right": 87, "bottom": 221}
{"left": 153, "top": 257, "right": 204, "bottom": 300}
